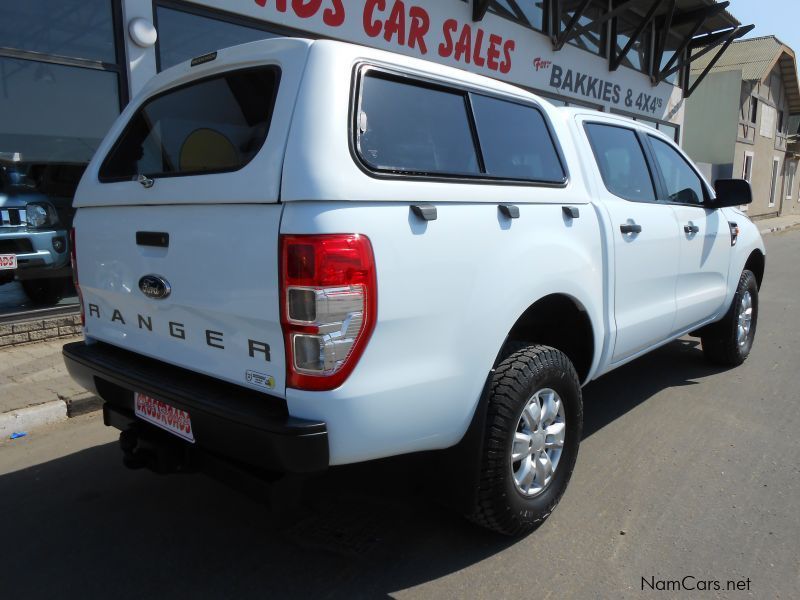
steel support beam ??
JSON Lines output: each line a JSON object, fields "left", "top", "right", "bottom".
{"left": 657, "top": 1, "right": 730, "bottom": 82}
{"left": 473, "top": 0, "right": 491, "bottom": 22}
{"left": 652, "top": 0, "right": 675, "bottom": 82}
{"left": 554, "top": 0, "right": 644, "bottom": 51}
{"left": 685, "top": 24, "right": 756, "bottom": 97}
{"left": 610, "top": 0, "right": 662, "bottom": 71}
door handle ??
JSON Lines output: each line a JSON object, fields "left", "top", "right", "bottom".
{"left": 684, "top": 224, "right": 700, "bottom": 234}
{"left": 620, "top": 223, "right": 642, "bottom": 234}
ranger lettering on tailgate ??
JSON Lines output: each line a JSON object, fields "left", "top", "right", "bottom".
{"left": 86, "top": 303, "right": 271, "bottom": 361}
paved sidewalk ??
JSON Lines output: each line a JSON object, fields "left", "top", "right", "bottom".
{"left": 754, "top": 213, "right": 800, "bottom": 234}
{"left": 0, "top": 336, "right": 99, "bottom": 436}
{"left": 0, "top": 335, "right": 88, "bottom": 414}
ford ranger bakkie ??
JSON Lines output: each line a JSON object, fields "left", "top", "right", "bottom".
{"left": 63, "top": 39, "right": 765, "bottom": 535}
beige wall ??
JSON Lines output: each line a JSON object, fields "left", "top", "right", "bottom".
{"left": 780, "top": 156, "right": 800, "bottom": 215}
{"left": 683, "top": 71, "right": 740, "bottom": 165}
{"left": 730, "top": 66, "right": 794, "bottom": 218}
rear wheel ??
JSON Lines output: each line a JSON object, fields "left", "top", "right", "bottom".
{"left": 469, "top": 345, "right": 582, "bottom": 536}
{"left": 21, "top": 277, "right": 70, "bottom": 306}
{"left": 701, "top": 270, "right": 758, "bottom": 366}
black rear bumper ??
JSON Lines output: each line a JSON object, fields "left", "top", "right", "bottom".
{"left": 62, "top": 341, "right": 328, "bottom": 473}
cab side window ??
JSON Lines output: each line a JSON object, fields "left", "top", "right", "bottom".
{"left": 584, "top": 123, "right": 656, "bottom": 202}
{"left": 648, "top": 136, "right": 706, "bottom": 204}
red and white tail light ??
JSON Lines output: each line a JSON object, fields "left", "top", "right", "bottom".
{"left": 69, "top": 228, "right": 85, "bottom": 326}
{"left": 280, "top": 234, "right": 377, "bottom": 391}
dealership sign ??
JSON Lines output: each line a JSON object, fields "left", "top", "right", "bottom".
{"left": 195, "top": 0, "right": 681, "bottom": 119}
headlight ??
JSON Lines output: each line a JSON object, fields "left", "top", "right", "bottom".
{"left": 26, "top": 203, "right": 58, "bottom": 228}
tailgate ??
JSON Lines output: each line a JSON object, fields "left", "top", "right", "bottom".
{"left": 76, "top": 204, "right": 287, "bottom": 396}
{"left": 69, "top": 40, "right": 316, "bottom": 398}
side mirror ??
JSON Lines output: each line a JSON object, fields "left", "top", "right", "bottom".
{"left": 713, "top": 179, "right": 752, "bottom": 208}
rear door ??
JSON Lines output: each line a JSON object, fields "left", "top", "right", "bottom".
{"left": 645, "top": 134, "right": 731, "bottom": 331}
{"left": 583, "top": 121, "right": 680, "bottom": 363}
{"left": 73, "top": 41, "right": 312, "bottom": 397}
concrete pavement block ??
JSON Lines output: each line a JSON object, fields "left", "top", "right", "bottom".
{"left": 0, "top": 332, "right": 30, "bottom": 347}
{"left": 29, "top": 327, "right": 59, "bottom": 341}
{"left": 12, "top": 321, "right": 44, "bottom": 334}
{"left": 64, "top": 393, "right": 103, "bottom": 418}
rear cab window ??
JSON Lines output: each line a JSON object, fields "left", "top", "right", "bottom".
{"left": 99, "top": 67, "right": 280, "bottom": 182}
{"left": 584, "top": 123, "right": 656, "bottom": 202}
{"left": 355, "top": 69, "right": 566, "bottom": 185}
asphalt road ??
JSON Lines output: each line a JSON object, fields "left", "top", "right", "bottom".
{"left": 2, "top": 229, "right": 799, "bottom": 599}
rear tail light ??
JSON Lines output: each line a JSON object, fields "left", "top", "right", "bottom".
{"left": 280, "top": 234, "right": 376, "bottom": 391}
{"left": 69, "top": 228, "right": 84, "bottom": 326}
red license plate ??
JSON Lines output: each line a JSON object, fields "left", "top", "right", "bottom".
{"left": 0, "top": 254, "right": 17, "bottom": 270}
{"left": 134, "top": 392, "right": 195, "bottom": 443}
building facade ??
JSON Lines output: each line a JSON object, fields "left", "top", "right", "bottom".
{"left": 684, "top": 36, "right": 800, "bottom": 218}
{"left": 1, "top": 0, "right": 749, "bottom": 315}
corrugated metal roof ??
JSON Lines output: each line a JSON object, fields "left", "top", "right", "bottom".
{"left": 690, "top": 35, "right": 800, "bottom": 113}
{"left": 691, "top": 35, "right": 783, "bottom": 80}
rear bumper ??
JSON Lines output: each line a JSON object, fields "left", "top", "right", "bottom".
{"left": 62, "top": 341, "right": 328, "bottom": 473}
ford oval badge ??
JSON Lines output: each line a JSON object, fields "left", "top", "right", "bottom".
{"left": 139, "top": 275, "right": 171, "bottom": 299}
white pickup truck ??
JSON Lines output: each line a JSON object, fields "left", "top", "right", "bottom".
{"left": 63, "top": 38, "right": 765, "bottom": 535}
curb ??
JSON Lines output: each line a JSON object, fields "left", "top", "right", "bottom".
{"left": 759, "top": 222, "right": 800, "bottom": 235}
{"left": 0, "top": 401, "right": 69, "bottom": 437}
{"left": 1, "top": 391, "right": 102, "bottom": 437}
{"left": 63, "top": 392, "right": 103, "bottom": 418}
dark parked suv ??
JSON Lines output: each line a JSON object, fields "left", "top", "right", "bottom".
{"left": 0, "top": 157, "right": 83, "bottom": 305}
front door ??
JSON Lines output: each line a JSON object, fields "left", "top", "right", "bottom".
{"left": 646, "top": 135, "right": 731, "bottom": 331}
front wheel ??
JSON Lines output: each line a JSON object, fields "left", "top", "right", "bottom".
{"left": 701, "top": 270, "right": 759, "bottom": 366}
{"left": 469, "top": 345, "right": 582, "bottom": 536}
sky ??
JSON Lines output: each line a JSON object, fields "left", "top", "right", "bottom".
{"left": 726, "top": 0, "right": 800, "bottom": 53}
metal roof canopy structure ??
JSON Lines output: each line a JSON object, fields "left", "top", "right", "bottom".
{"left": 471, "top": 0, "right": 753, "bottom": 97}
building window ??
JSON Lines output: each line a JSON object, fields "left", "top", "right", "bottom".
{"left": 0, "top": 0, "right": 124, "bottom": 165}
{"left": 785, "top": 161, "right": 796, "bottom": 201}
{"left": 742, "top": 152, "right": 754, "bottom": 182}
{"left": 0, "top": 0, "right": 125, "bottom": 314}
{"left": 777, "top": 110, "right": 785, "bottom": 135}
{"left": 749, "top": 98, "right": 758, "bottom": 124}
{"left": 155, "top": 4, "right": 284, "bottom": 71}
{"left": 0, "top": 0, "right": 117, "bottom": 63}
{"left": 768, "top": 157, "right": 780, "bottom": 208}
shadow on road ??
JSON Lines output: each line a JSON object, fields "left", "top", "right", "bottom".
{"left": 0, "top": 339, "right": 729, "bottom": 599}
{"left": 582, "top": 338, "right": 729, "bottom": 439}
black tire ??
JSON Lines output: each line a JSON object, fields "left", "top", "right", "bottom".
{"left": 701, "top": 270, "right": 758, "bottom": 366}
{"left": 21, "top": 277, "right": 69, "bottom": 306}
{"left": 469, "top": 345, "right": 582, "bottom": 536}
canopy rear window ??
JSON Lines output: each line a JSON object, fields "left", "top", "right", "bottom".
{"left": 99, "top": 67, "right": 279, "bottom": 182}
